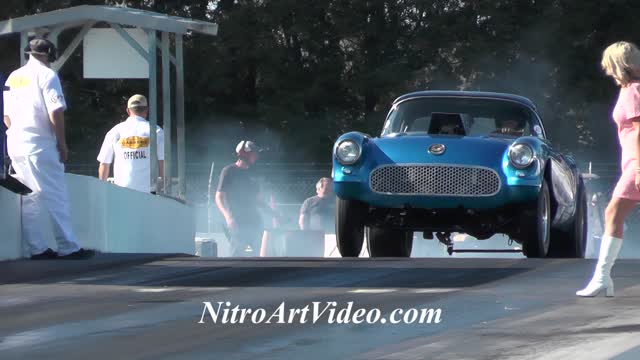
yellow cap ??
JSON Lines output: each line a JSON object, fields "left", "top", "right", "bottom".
{"left": 127, "top": 94, "right": 148, "bottom": 108}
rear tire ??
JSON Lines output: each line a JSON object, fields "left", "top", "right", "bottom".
{"left": 336, "top": 198, "right": 367, "bottom": 257}
{"left": 367, "top": 227, "right": 413, "bottom": 257}
{"left": 522, "top": 180, "right": 551, "bottom": 258}
{"left": 548, "top": 178, "right": 587, "bottom": 258}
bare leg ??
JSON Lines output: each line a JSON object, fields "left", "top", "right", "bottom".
{"left": 260, "top": 231, "right": 269, "bottom": 257}
{"left": 603, "top": 197, "right": 637, "bottom": 238}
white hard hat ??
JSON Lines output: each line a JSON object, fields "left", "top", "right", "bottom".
{"left": 235, "top": 140, "right": 262, "bottom": 154}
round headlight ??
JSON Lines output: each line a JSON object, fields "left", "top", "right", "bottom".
{"left": 509, "top": 144, "right": 535, "bottom": 168}
{"left": 336, "top": 140, "right": 361, "bottom": 165}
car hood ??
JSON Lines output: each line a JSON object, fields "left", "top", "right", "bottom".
{"left": 368, "top": 135, "right": 515, "bottom": 167}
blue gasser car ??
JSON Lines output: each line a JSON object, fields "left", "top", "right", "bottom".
{"left": 332, "top": 91, "right": 587, "bottom": 258}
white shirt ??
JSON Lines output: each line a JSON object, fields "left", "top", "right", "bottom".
{"left": 3, "top": 58, "right": 66, "bottom": 157}
{"left": 97, "top": 116, "right": 165, "bottom": 193}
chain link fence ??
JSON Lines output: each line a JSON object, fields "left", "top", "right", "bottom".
{"left": 65, "top": 162, "right": 333, "bottom": 233}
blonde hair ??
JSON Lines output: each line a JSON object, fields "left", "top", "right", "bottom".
{"left": 601, "top": 41, "right": 640, "bottom": 87}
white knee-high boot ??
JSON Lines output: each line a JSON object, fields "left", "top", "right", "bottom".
{"left": 576, "top": 235, "right": 623, "bottom": 297}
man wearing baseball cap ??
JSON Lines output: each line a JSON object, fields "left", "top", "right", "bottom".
{"left": 3, "top": 38, "right": 94, "bottom": 259}
{"left": 215, "top": 140, "right": 266, "bottom": 256}
{"left": 97, "top": 94, "right": 165, "bottom": 193}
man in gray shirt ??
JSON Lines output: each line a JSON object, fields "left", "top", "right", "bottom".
{"left": 299, "top": 177, "right": 335, "bottom": 234}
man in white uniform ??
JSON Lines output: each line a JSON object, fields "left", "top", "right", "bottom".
{"left": 97, "top": 94, "right": 164, "bottom": 193}
{"left": 3, "top": 38, "right": 94, "bottom": 260}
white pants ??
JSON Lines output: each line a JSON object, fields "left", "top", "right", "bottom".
{"left": 10, "top": 150, "right": 80, "bottom": 256}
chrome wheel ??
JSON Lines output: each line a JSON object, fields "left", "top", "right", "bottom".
{"left": 540, "top": 188, "right": 550, "bottom": 254}
{"left": 522, "top": 179, "right": 551, "bottom": 258}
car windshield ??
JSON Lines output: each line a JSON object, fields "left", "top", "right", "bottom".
{"left": 381, "top": 97, "right": 543, "bottom": 138}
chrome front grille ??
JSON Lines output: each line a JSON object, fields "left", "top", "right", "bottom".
{"left": 369, "top": 165, "right": 501, "bottom": 196}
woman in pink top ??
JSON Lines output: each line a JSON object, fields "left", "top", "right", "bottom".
{"left": 577, "top": 41, "right": 640, "bottom": 297}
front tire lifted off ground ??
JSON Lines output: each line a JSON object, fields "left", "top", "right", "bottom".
{"left": 548, "top": 178, "right": 587, "bottom": 258}
{"left": 522, "top": 179, "right": 551, "bottom": 258}
{"left": 336, "top": 198, "right": 367, "bottom": 257}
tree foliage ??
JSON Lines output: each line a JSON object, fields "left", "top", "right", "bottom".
{"left": 1, "top": 0, "right": 638, "bottom": 164}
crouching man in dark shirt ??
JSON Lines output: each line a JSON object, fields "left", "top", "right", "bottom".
{"left": 215, "top": 140, "right": 265, "bottom": 257}
{"left": 299, "top": 177, "right": 335, "bottom": 234}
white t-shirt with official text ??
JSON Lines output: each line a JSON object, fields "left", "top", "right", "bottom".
{"left": 3, "top": 58, "right": 66, "bottom": 157}
{"left": 97, "top": 116, "right": 164, "bottom": 193}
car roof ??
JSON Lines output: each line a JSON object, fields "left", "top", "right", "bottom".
{"left": 392, "top": 90, "right": 537, "bottom": 111}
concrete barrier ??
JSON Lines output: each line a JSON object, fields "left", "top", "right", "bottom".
{"left": 0, "top": 186, "right": 22, "bottom": 259}
{"left": 0, "top": 174, "right": 195, "bottom": 260}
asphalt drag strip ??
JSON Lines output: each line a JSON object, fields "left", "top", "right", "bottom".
{"left": 0, "top": 255, "right": 639, "bottom": 360}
